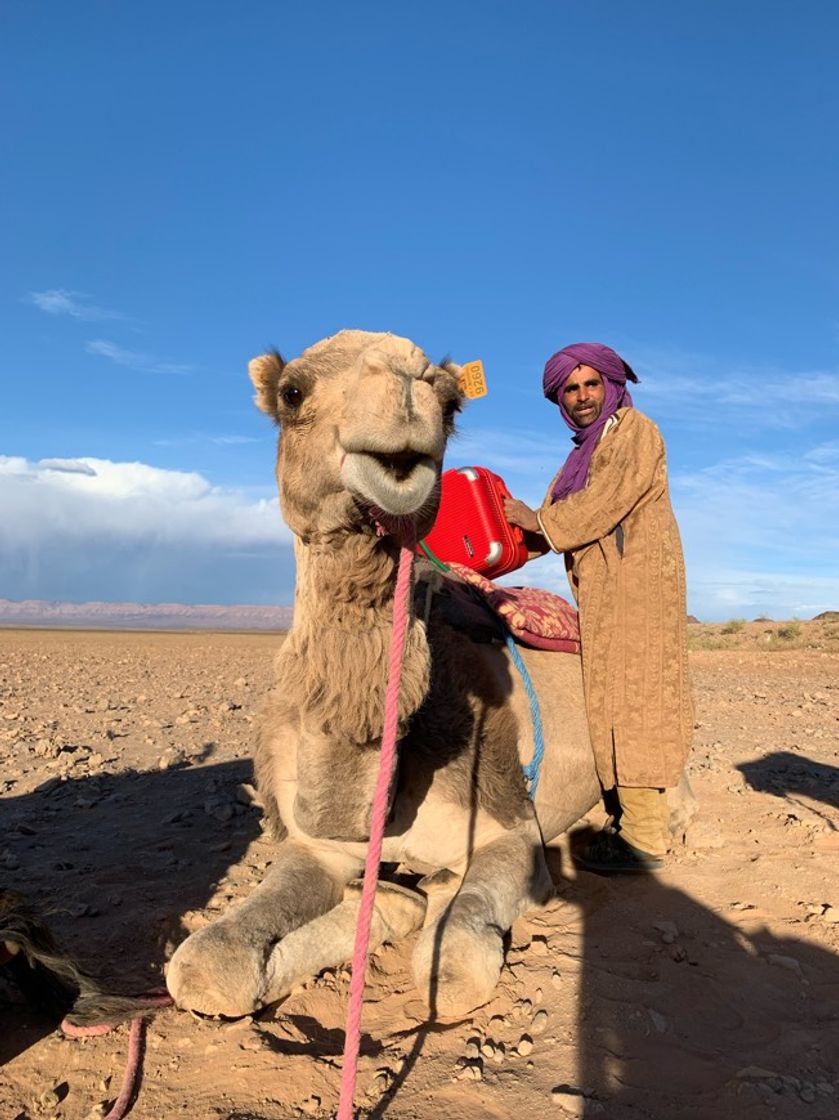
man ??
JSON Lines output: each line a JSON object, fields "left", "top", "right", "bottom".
{"left": 504, "top": 342, "right": 693, "bottom": 872}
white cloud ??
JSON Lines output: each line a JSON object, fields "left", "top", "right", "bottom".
{"left": 672, "top": 445, "right": 839, "bottom": 619}
{"left": 633, "top": 348, "right": 839, "bottom": 430}
{"left": 86, "top": 339, "right": 193, "bottom": 375}
{"left": 27, "top": 289, "right": 123, "bottom": 321}
{"left": 0, "top": 456, "right": 293, "bottom": 604}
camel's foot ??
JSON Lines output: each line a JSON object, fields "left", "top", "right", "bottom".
{"left": 412, "top": 900, "right": 503, "bottom": 1018}
{"left": 167, "top": 921, "right": 268, "bottom": 1018}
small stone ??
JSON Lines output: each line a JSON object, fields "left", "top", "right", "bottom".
{"left": 531, "top": 1010, "right": 549, "bottom": 1035}
{"left": 529, "top": 935, "right": 549, "bottom": 955}
{"left": 39, "top": 1089, "right": 60, "bottom": 1109}
{"left": 551, "top": 1087, "right": 586, "bottom": 1116}
{"left": 822, "top": 907, "right": 839, "bottom": 924}
{"left": 517, "top": 1034, "right": 534, "bottom": 1056}
{"left": 799, "top": 1086, "right": 816, "bottom": 1103}
{"left": 481, "top": 1041, "right": 495, "bottom": 1059}
{"left": 372, "top": 1072, "right": 390, "bottom": 1092}
{"left": 653, "top": 919, "right": 679, "bottom": 943}
{"left": 737, "top": 1066, "right": 778, "bottom": 1080}
{"left": 464, "top": 1040, "right": 481, "bottom": 1059}
{"left": 551, "top": 970, "right": 563, "bottom": 988}
{"left": 767, "top": 953, "right": 802, "bottom": 974}
{"left": 533, "top": 986, "right": 543, "bottom": 1004}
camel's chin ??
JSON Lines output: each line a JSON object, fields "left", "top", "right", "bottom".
{"left": 342, "top": 451, "right": 437, "bottom": 517}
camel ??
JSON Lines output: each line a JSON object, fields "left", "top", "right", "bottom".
{"left": 166, "top": 330, "right": 686, "bottom": 1020}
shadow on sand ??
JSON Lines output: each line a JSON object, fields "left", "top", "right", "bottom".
{"left": 1, "top": 757, "right": 260, "bottom": 1065}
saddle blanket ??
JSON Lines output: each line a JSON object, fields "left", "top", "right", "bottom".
{"left": 444, "top": 563, "right": 581, "bottom": 654}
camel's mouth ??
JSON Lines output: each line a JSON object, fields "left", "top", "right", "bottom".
{"left": 342, "top": 449, "right": 438, "bottom": 517}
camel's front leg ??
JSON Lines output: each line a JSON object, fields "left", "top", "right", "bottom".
{"left": 167, "top": 842, "right": 358, "bottom": 1017}
{"left": 413, "top": 824, "right": 552, "bottom": 1018}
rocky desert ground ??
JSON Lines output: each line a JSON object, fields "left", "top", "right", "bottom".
{"left": 1, "top": 619, "right": 838, "bottom": 1120}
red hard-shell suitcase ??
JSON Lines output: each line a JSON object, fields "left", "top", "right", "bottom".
{"left": 419, "top": 466, "right": 529, "bottom": 579}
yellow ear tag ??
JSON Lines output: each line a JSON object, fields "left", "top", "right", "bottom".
{"left": 459, "top": 359, "right": 487, "bottom": 399}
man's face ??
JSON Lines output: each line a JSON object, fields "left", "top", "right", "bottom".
{"left": 562, "top": 365, "right": 605, "bottom": 427}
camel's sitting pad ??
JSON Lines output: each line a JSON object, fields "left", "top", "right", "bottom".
{"left": 443, "top": 564, "right": 581, "bottom": 654}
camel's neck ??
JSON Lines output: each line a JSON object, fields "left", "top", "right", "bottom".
{"left": 293, "top": 530, "right": 403, "bottom": 623}
{"left": 281, "top": 531, "right": 431, "bottom": 744}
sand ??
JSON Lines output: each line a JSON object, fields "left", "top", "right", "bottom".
{"left": 1, "top": 625, "right": 838, "bottom": 1119}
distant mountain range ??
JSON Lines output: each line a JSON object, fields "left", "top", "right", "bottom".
{"left": 0, "top": 599, "right": 293, "bottom": 631}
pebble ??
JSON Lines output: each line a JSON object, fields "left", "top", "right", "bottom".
{"left": 481, "top": 1041, "right": 496, "bottom": 1059}
{"left": 464, "top": 1039, "right": 481, "bottom": 1059}
{"left": 822, "top": 907, "right": 839, "bottom": 924}
{"left": 653, "top": 919, "right": 679, "bottom": 943}
{"left": 517, "top": 1034, "right": 534, "bottom": 1057}
{"left": 531, "top": 1010, "right": 549, "bottom": 1035}
{"left": 551, "top": 970, "right": 563, "bottom": 988}
{"left": 529, "top": 935, "right": 549, "bottom": 955}
{"left": 737, "top": 1066, "right": 778, "bottom": 1079}
{"left": 767, "top": 953, "right": 802, "bottom": 974}
{"left": 39, "top": 1088, "right": 60, "bottom": 1109}
{"left": 550, "top": 1088, "right": 586, "bottom": 1116}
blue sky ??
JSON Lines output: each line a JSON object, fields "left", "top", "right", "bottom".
{"left": 1, "top": 1, "right": 837, "bottom": 620}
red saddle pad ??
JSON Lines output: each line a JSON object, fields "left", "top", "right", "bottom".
{"left": 447, "top": 563, "right": 581, "bottom": 654}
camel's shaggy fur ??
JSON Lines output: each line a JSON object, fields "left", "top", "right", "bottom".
{"left": 165, "top": 330, "right": 645, "bottom": 1019}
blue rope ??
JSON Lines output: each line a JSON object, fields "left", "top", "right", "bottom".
{"left": 416, "top": 538, "right": 545, "bottom": 800}
{"left": 502, "top": 630, "right": 545, "bottom": 799}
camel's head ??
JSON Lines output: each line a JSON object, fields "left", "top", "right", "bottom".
{"left": 249, "top": 330, "right": 464, "bottom": 540}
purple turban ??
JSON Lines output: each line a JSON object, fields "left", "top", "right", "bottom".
{"left": 542, "top": 342, "right": 639, "bottom": 502}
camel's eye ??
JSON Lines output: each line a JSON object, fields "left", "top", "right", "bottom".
{"left": 280, "top": 385, "right": 304, "bottom": 409}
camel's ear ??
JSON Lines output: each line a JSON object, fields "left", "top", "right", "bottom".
{"left": 248, "top": 352, "right": 285, "bottom": 418}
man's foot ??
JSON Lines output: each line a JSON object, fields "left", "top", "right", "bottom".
{"left": 575, "top": 828, "right": 664, "bottom": 873}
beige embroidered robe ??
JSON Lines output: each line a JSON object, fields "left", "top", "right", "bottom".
{"left": 536, "top": 408, "right": 693, "bottom": 788}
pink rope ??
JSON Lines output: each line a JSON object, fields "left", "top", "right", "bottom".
{"left": 336, "top": 536, "right": 415, "bottom": 1120}
{"left": 61, "top": 991, "right": 173, "bottom": 1120}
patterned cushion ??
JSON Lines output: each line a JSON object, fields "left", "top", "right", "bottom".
{"left": 447, "top": 563, "right": 581, "bottom": 654}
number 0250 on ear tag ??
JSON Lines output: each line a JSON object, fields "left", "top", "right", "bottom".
{"left": 459, "top": 360, "right": 487, "bottom": 399}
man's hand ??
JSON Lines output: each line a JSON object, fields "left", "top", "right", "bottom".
{"left": 504, "top": 497, "right": 540, "bottom": 534}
